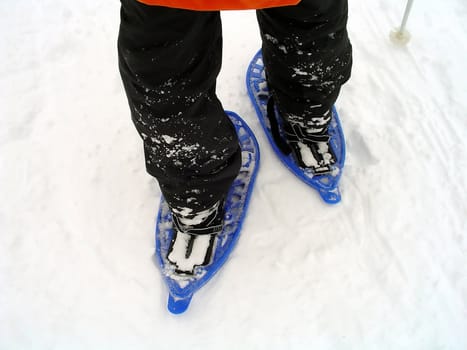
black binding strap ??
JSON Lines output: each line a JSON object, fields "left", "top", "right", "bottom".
{"left": 266, "top": 97, "right": 337, "bottom": 174}
{"left": 266, "top": 97, "right": 292, "bottom": 155}
{"left": 287, "top": 123, "right": 330, "bottom": 143}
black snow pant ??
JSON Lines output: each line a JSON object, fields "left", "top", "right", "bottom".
{"left": 118, "top": 0, "right": 352, "bottom": 216}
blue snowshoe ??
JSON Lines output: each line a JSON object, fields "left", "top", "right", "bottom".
{"left": 246, "top": 50, "right": 346, "bottom": 204}
{"left": 154, "top": 111, "right": 260, "bottom": 314}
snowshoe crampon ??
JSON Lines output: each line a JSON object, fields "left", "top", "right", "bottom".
{"left": 246, "top": 50, "right": 346, "bottom": 204}
{"left": 155, "top": 111, "right": 260, "bottom": 314}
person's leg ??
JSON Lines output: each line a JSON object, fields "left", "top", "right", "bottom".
{"left": 257, "top": 0, "right": 352, "bottom": 171}
{"left": 118, "top": 0, "right": 241, "bottom": 233}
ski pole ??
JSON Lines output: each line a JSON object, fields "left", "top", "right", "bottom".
{"left": 390, "top": 0, "right": 414, "bottom": 45}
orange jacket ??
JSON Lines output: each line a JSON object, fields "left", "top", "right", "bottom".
{"left": 137, "top": 0, "right": 300, "bottom": 11}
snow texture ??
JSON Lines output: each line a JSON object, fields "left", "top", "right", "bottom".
{"left": 1, "top": 0, "right": 467, "bottom": 349}
{"left": 298, "top": 141, "right": 319, "bottom": 167}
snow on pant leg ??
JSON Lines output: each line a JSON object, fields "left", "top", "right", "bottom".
{"left": 118, "top": 0, "right": 241, "bottom": 215}
{"left": 257, "top": 0, "right": 352, "bottom": 129}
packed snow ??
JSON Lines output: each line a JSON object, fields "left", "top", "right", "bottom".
{"left": 167, "top": 232, "right": 213, "bottom": 274}
{"left": 1, "top": 0, "right": 467, "bottom": 349}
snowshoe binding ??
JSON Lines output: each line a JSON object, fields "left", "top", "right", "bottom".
{"left": 246, "top": 50, "right": 346, "bottom": 204}
{"left": 154, "top": 111, "right": 260, "bottom": 314}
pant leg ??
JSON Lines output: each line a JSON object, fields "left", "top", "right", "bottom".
{"left": 257, "top": 0, "right": 352, "bottom": 131}
{"left": 118, "top": 0, "right": 241, "bottom": 215}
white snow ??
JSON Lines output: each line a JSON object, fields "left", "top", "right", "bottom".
{"left": 167, "top": 232, "right": 213, "bottom": 274}
{"left": 317, "top": 142, "right": 333, "bottom": 164}
{"left": 293, "top": 67, "right": 309, "bottom": 76}
{"left": 162, "top": 135, "right": 177, "bottom": 144}
{"left": 1, "top": 0, "right": 467, "bottom": 349}
{"left": 298, "top": 142, "right": 319, "bottom": 168}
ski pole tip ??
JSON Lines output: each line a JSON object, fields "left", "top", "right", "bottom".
{"left": 390, "top": 28, "right": 412, "bottom": 46}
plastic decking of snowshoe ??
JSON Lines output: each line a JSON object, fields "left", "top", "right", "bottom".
{"left": 246, "top": 49, "right": 346, "bottom": 204}
{"left": 155, "top": 111, "right": 260, "bottom": 314}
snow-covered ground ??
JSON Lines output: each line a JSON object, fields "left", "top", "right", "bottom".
{"left": 1, "top": 0, "right": 466, "bottom": 349}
